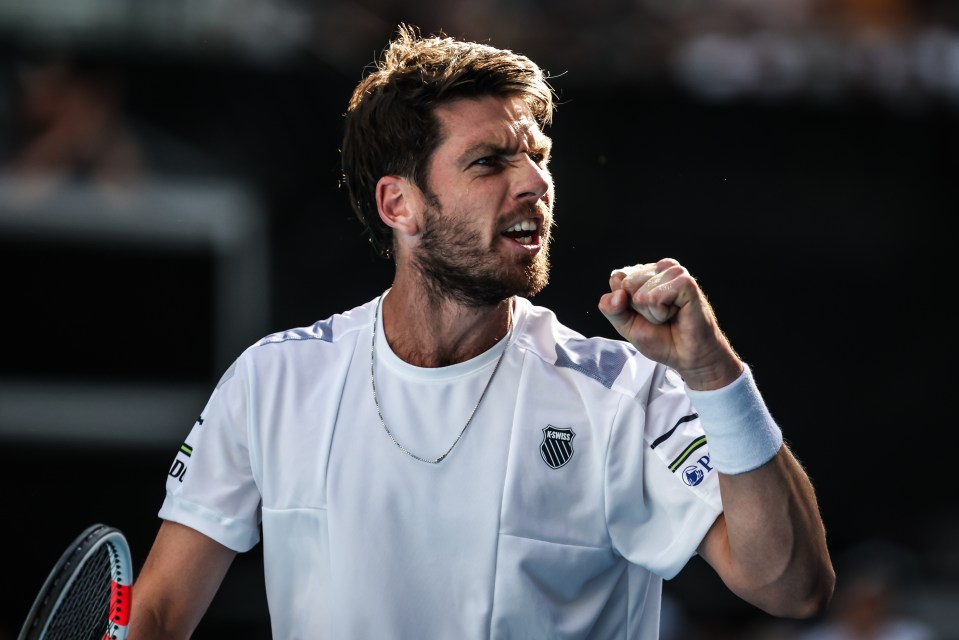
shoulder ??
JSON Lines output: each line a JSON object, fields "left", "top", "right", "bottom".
{"left": 254, "top": 298, "right": 377, "bottom": 349}
{"left": 221, "top": 297, "right": 378, "bottom": 384}
{"left": 512, "top": 297, "right": 657, "bottom": 394}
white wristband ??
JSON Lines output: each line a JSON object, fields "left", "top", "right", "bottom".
{"left": 684, "top": 364, "right": 783, "bottom": 475}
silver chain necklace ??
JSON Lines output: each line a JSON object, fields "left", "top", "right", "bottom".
{"left": 370, "top": 295, "right": 510, "bottom": 464}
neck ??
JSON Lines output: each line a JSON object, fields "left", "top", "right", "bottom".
{"left": 381, "top": 279, "right": 513, "bottom": 367}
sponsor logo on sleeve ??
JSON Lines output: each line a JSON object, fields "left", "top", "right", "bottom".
{"left": 682, "top": 455, "right": 714, "bottom": 486}
{"left": 168, "top": 442, "right": 192, "bottom": 483}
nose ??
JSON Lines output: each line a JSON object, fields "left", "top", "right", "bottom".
{"left": 512, "top": 154, "right": 551, "bottom": 203}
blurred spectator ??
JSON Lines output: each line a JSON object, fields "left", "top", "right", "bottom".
{"left": 798, "top": 539, "right": 937, "bottom": 640}
{"left": 6, "top": 55, "right": 147, "bottom": 204}
{"left": 1, "top": 51, "right": 223, "bottom": 211}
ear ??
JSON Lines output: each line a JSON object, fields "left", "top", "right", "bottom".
{"left": 376, "top": 175, "right": 422, "bottom": 237}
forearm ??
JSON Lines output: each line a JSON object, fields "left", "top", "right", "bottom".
{"left": 710, "top": 447, "right": 835, "bottom": 617}
{"left": 127, "top": 602, "right": 193, "bottom": 640}
{"left": 689, "top": 366, "right": 835, "bottom": 617}
{"left": 128, "top": 521, "right": 236, "bottom": 639}
{"left": 128, "top": 578, "right": 205, "bottom": 640}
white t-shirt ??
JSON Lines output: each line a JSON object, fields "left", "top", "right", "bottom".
{"left": 159, "top": 294, "right": 723, "bottom": 639}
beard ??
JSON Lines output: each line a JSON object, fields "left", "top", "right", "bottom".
{"left": 412, "top": 199, "right": 552, "bottom": 308}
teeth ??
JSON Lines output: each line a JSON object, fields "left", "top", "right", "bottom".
{"left": 516, "top": 236, "right": 533, "bottom": 244}
{"left": 506, "top": 220, "right": 538, "bottom": 232}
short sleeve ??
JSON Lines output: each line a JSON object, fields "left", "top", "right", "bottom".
{"left": 606, "top": 366, "right": 723, "bottom": 578}
{"left": 158, "top": 355, "right": 262, "bottom": 552}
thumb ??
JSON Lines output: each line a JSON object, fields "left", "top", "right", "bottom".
{"left": 598, "top": 288, "right": 635, "bottom": 337}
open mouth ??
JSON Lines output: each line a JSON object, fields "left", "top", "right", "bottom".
{"left": 502, "top": 219, "right": 540, "bottom": 246}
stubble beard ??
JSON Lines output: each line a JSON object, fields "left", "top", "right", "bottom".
{"left": 413, "top": 200, "right": 552, "bottom": 308}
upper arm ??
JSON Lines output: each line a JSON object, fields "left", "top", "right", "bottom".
{"left": 130, "top": 520, "right": 237, "bottom": 638}
{"left": 697, "top": 512, "right": 732, "bottom": 576}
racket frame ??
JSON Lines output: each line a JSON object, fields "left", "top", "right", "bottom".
{"left": 18, "top": 523, "right": 133, "bottom": 640}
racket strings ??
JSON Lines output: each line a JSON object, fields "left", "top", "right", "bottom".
{"left": 43, "top": 546, "right": 112, "bottom": 640}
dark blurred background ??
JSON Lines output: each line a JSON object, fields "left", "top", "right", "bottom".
{"left": 1, "top": 0, "right": 956, "bottom": 638}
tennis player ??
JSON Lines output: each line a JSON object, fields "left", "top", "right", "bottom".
{"left": 129, "top": 25, "right": 835, "bottom": 638}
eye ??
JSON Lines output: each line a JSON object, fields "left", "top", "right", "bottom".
{"left": 528, "top": 152, "right": 547, "bottom": 166}
{"left": 472, "top": 156, "right": 502, "bottom": 168}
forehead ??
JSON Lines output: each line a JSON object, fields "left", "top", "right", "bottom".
{"left": 433, "top": 95, "right": 546, "bottom": 153}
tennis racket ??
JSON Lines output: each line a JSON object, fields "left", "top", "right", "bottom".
{"left": 18, "top": 523, "right": 133, "bottom": 640}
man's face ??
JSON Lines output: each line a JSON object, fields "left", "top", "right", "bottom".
{"left": 411, "top": 95, "right": 555, "bottom": 307}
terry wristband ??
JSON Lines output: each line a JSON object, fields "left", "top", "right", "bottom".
{"left": 684, "top": 364, "right": 783, "bottom": 475}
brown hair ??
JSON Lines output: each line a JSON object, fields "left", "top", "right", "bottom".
{"left": 341, "top": 24, "right": 556, "bottom": 258}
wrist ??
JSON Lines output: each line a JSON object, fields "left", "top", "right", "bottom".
{"left": 684, "top": 363, "right": 783, "bottom": 474}
{"left": 679, "top": 349, "right": 743, "bottom": 392}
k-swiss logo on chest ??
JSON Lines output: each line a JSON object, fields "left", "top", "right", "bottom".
{"left": 540, "top": 425, "right": 576, "bottom": 469}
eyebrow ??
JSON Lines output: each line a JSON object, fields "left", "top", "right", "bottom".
{"left": 458, "top": 134, "right": 552, "bottom": 166}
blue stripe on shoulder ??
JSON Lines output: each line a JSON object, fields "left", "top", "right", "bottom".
{"left": 257, "top": 317, "right": 335, "bottom": 346}
{"left": 214, "top": 360, "right": 238, "bottom": 391}
{"left": 554, "top": 338, "right": 635, "bottom": 389}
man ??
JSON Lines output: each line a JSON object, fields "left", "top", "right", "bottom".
{"left": 130, "top": 25, "right": 834, "bottom": 638}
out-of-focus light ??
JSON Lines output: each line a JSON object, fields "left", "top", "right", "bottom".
{"left": 0, "top": 0, "right": 313, "bottom": 63}
{"left": 916, "top": 28, "right": 959, "bottom": 100}
{"left": 674, "top": 34, "right": 761, "bottom": 100}
{"left": 674, "top": 26, "right": 959, "bottom": 108}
